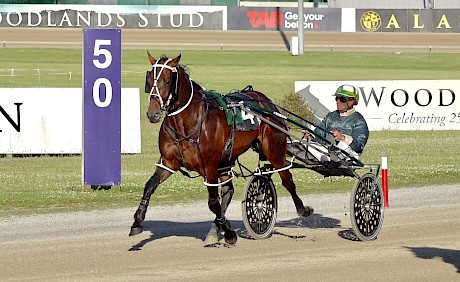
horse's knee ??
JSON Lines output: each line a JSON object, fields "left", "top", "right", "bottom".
{"left": 208, "top": 195, "right": 222, "bottom": 215}
{"left": 208, "top": 197, "right": 220, "bottom": 208}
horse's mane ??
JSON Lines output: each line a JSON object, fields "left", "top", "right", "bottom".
{"left": 159, "top": 55, "right": 204, "bottom": 92}
{"left": 156, "top": 55, "right": 208, "bottom": 95}
{"left": 158, "top": 55, "right": 190, "bottom": 75}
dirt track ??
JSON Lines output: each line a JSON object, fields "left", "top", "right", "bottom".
{"left": 1, "top": 185, "right": 459, "bottom": 281}
{"left": 2, "top": 28, "right": 460, "bottom": 52}
{"left": 1, "top": 29, "right": 459, "bottom": 281}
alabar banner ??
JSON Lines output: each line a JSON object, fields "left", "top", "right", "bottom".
{"left": 295, "top": 80, "right": 460, "bottom": 131}
{"left": 357, "top": 9, "right": 460, "bottom": 33}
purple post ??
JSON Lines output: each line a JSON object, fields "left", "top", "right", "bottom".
{"left": 82, "top": 29, "right": 121, "bottom": 188}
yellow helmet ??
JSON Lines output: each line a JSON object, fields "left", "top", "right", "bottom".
{"left": 335, "top": 84, "right": 359, "bottom": 105}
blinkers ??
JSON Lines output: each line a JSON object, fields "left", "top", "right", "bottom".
{"left": 145, "top": 66, "right": 180, "bottom": 104}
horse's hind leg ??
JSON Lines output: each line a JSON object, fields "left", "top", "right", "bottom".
{"left": 278, "top": 169, "right": 314, "bottom": 217}
{"left": 261, "top": 130, "right": 313, "bottom": 217}
{"left": 129, "top": 167, "right": 172, "bottom": 236}
{"left": 204, "top": 172, "right": 236, "bottom": 246}
{"left": 206, "top": 173, "right": 237, "bottom": 245}
{"left": 219, "top": 171, "right": 234, "bottom": 217}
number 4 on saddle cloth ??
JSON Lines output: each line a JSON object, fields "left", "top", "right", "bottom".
{"left": 207, "top": 87, "right": 261, "bottom": 131}
{"left": 206, "top": 86, "right": 261, "bottom": 166}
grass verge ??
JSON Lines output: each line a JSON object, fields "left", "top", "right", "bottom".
{"left": 1, "top": 49, "right": 459, "bottom": 215}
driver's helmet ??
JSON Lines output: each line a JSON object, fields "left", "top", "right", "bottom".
{"left": 335, "top": 84, "right": 359, "bottom": 105}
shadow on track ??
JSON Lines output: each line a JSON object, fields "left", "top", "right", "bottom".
{"left": 129, "top": 214, "right": 341, "bottom": 250}
{"left": 405, "top": 246, "right": 460, "bottom": 274}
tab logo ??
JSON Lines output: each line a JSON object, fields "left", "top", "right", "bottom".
{"left": 246, "top": 11, "right": 283, "bottom": 28}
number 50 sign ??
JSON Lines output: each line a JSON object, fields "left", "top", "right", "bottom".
{"left": 83, "top": 29, "right": 121, "bottom": 189}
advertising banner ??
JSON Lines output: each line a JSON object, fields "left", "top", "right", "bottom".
{"left": 295, "top": 80, "right": 460, "bottom": 130}
{"left": 0, "top": 88, "right": 140, "bottom": 154}
{"left": 0, "top": 4, "right": 225, "bottom": 29}
{"left": 356, "top": 9, "right": 460, "bottom": 33}
{"left": 227, "top": 7, "right": 341, "bottom": 31}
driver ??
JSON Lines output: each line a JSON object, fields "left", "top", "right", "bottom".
{"left": 288, "top": 84, "right": 369, "bottom": 163}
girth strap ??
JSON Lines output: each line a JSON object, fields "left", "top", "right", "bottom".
{"left": 220, "top": 109, "right": 237, "bottom": 162}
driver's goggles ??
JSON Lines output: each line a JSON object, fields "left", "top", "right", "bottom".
{"left": 335, "top": 96, "right": 352, "bottom": 103}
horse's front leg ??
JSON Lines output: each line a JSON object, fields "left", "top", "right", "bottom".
{"left": 206, "top": 173, "right": 237, "bottom": 245}
{"left": 129, "top": 166, "right": 172, "bottom": 236}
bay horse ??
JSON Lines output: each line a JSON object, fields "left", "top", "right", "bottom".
{"left": 129, "top": 52, "right": 313, "bottom": 244}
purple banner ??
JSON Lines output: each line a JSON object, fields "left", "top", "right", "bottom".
{"left": 83, "top": 28, "right": 121, "bottom": 186}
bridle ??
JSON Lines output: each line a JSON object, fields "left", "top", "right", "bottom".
{"left": 146, "top": 58, "right": 194, "bottom": 116}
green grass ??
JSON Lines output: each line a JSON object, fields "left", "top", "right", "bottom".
{"left": 1, "top": 49, "right": 460, "bottom": 216}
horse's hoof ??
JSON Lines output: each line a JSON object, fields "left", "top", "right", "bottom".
{"left": 224, "top": 230, "right": 238, "bottom": 245}
{"left": 298, "top": 206, "right": 314, "bottom": 217}
{"left": 129, "top": 226, "right": 143, "bottom": 236}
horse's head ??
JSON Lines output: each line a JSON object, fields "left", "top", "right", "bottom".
{"left": 145, "top": 51, "right": 182, "bottom": 123}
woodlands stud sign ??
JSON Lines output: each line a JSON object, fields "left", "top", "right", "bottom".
{"left": 295, "top": 80, "right": 460, "bottom": 131}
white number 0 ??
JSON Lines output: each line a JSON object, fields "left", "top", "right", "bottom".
{"left": 92, "top": 39, "right": 112, "bottom": 107}
{"left": 93, "top": 78, "right": 112, "bottom": 108}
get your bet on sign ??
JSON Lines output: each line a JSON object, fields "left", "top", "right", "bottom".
{"left": 295, "top": 80, "right": 460, "bottom": 131}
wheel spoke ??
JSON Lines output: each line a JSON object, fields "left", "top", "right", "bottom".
{"left": 242, "top": 176, "right": 277, "bottom": 239}
{"left": 350, "top": 173, "right": 384, "bottom": 241}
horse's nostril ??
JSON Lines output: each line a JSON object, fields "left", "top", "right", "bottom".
{"left": 146, "top": 111, "right": 161, "bottom": 123}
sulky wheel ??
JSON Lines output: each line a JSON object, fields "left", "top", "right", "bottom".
{"left": 241, "top": 175, "right": 278, "bottom": 240}
{"left": 350, "top": 172, "right": 385, "bottom": 241}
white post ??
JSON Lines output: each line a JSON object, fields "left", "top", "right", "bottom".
{"left": 291, "top": 36, "right": 299, "bottom": 56}
{"left": 298, "top": 0, "right": 304, "bottom": 55}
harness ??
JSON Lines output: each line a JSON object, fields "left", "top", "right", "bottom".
{"left": 146, "top": 60, "right": 290, "bottom": 187}
{"left": 146, "top": 59, "right": 214, "bottom": 183}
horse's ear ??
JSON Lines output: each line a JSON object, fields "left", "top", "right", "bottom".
{"left": 147, "top": 50, "right": 156, "bottom": 65}
{"left": 171, "top": 53, "right": 181, "bottom": 66}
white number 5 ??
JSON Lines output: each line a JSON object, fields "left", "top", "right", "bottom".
{"left": 93, "top": 40, "right": 112, "bottom": 69}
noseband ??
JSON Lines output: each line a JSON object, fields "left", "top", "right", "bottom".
{"left": 146, "top": 59, "right": 194, "bottom": 116}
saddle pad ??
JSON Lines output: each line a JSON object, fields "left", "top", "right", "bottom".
{"left": 207, "top": 90, "right": 260, "bottom": 131}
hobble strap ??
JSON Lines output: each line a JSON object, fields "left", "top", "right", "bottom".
{"left": 254, "top": 156, "right": 295, "bottom": 175}
{"left": 155, "top": 158, "right": 178, "bottom": 174}
{"left": 203, "top": 168, "right": 235, "bottom": 187}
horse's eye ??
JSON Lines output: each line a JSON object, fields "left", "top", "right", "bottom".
{"left": 165, "top": 80, "right": 170, "bottom": 85}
